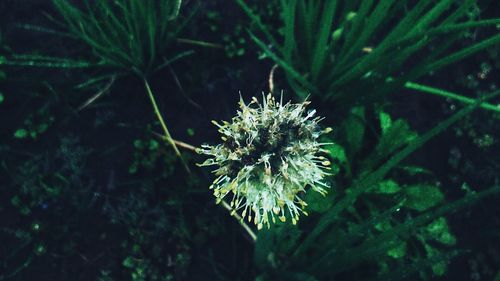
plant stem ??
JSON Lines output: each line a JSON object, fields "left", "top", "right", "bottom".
{"left": 176, "top": 38, "right": 224, "bottom": 49}
{"left": 151, "top": 132, "right": 257, "bottom": 242}
{"left": 143, "top": 78, "right": 191, "bottom": 173}
{"left": 173, "top": 139, "right": 198, "bottom": 152}
{"left": 405, "top": 81, "right": 500, "bottom": 113}
{"left": 221, "top": 200, "right": 257, "bottom": 242}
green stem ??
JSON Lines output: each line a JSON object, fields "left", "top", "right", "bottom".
{"left": 221, "top": 200, "right": 257, "bottom": 242}
{"left": 176, "top": 38, "right": 224, "bottom": 49}
{"left": 405, "top": 81, "right": 500, "bottom": 113}
{"left": 143, "top": 79, "right": 191, "bottom": 173}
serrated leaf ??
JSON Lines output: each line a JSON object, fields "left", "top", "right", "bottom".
{"left": 404, "top": 185, "right": 444, "bottom": 211}
{"left": 375, "top": 119, "right": 417, "bottom": 158}
{"left": 360, "top": 118, "right": 417, "bottom": 174}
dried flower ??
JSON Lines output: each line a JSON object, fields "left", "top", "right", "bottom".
{"left": 198, "top": 94, "right": 331, "bottom": 229}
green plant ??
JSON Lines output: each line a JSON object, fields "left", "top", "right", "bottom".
{"left": 0, "top": 0, "right": 197, "bottom": 168}
{"left": 244, "top": 94, "right": 500, "bottom": 280}
{"left": 52, "top": 0, "right": 192, "bottom": 167}
{"left": 237, "top": 0, "right": 500, "bottom": 109}
{"left": 52, "top": 0, "right": 183, "bottom": 74}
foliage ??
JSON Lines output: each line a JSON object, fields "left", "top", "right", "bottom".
{"left": 250, "top": 104, "right": 500, "bottom": 280}
{"left": 236, "top": 0, "right": 500, "bottom": 109}
{"left": 52, "top": 0, "right": 183, "bottom": 74}
{"left": 1, "top": 0, "right": 500, "bottom": 280}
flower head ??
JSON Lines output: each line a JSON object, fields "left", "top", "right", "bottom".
{"left": 198, "top": 93, "right": 331, "bottom": 229}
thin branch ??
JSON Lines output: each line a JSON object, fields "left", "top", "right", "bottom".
{"left": 77, "top": 75, "right": 116, "bottom": 111}
{"left": 143, "top": 79, "right": 191, "bottom": 173}
{"left": 221, "top": 200, "right": 257, "bottom": 242}
{"left": 176, "top": 38, "right": 224, "bottom": 49}
{"left": 152, "top": 132, "right": 198, "bottom": 152}
{"left": 405, "top": 81, "right": 500, "bottom": 113}
{"left": 174, "top": 139, "right": 198, "bottom": 152}
{"left": 168, "top": 65, "right": 203, "bottom": 110}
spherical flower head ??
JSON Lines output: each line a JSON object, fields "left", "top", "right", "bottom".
{"left": 198, "top": 93, "right": 331, "bottom": 229}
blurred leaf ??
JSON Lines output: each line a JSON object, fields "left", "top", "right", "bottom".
{"left": 14, "top": 129, "right": 28, "bottom": 139}
{"left": 374, "top": 219, "right": 393, "bottom": 232}
{"left": 372, "top": 179, "right": 401, "bottom": 194}
{"left": 379, "top": 111, "right": 392, "bottom": 134}
{"left": 494, "top": 270, "right": 500, "bottom": 281}
{"left": 424, "top": 217, "right": 456, "bottom": 245}
{"left": 341, "top": 106, "right": 365, "bottom": 157}
{"left": 305, "top": 190, "right": 332, "bottom": 213}
{"left": 375, "top": 119, "right": 417, "bottom": 158}
{"left": 324, "top": 142, "right": 346, "bottom": 163}
{"left": 255, "top": 223, "right": 302, "bottom": 271}
{"left": 122, "top": 256, "right": 134, "bottom": 268}
{"left": 360, "top": 118, "right": 417, "bottom": 175}
{"left": 404, "top": 185, "right": 444, "bottom": 211}
{"left": 422, "top": 243, "right": 448, "bottom": 276}
{"left": 387, "top": 240, "right": 407, "bottom": 259}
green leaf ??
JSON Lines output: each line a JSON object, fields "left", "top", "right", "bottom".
{"left": 325, "top": 142, "right": 347, "bottom": 163}
{"left": 122, "top": 256, "right": 134, "bottom": 268}
{"left": 148, "top": 139, "right": 159, "bottom": 150}
{"left": 11, "top": 196, "right": 21, "bottom": 207}
{"left": 372, "top": 179, "right": 401, "bottom": 194}
{"left": 425, "top": 217, "right": 456, "bottom": 245}
{"left": 14, "top": 128, "right": 28, "bottom": 139}
{"left": 133, "top": 139, "right": 144, "bottom": 149}
{"left": 341, "top": 106, "right": 365, "bottom": 157}
{"left": 0, "top": 92, "right": 4, "bottom": 104}
{"left": 379, "top": 111, "right": 392, "bottom": 133}
{"left": 376, "top": 119, "right": 417, "bottom": 157}
{"left": 423, "top": 243, "right": 448, "bottom": 276}
{"left": 305, "top": 190, "right": 333, "bottom": 213}
{"left": 295, "top": 102, "right": 481, "bottom": 257}
{"left": 387, "top": 240, "right": 407, "bottom": 259}
{"left": 255, "top": 223, "right": 301, "bottom": 270}
{"left": 404, "top": 185, "right": 444, "bottom": 211}
{"left": 360, "top": 118, "right": 417, "bottom": 173}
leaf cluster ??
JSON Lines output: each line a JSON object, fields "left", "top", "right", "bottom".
{"left": 52, "top": 0, "right": 183, "bottom": 75}
{"left": 251, "top": 97, "right": 500, "bottom": 281}
{"left": 237, "top": 0, "right": 500, "bottom": 109}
